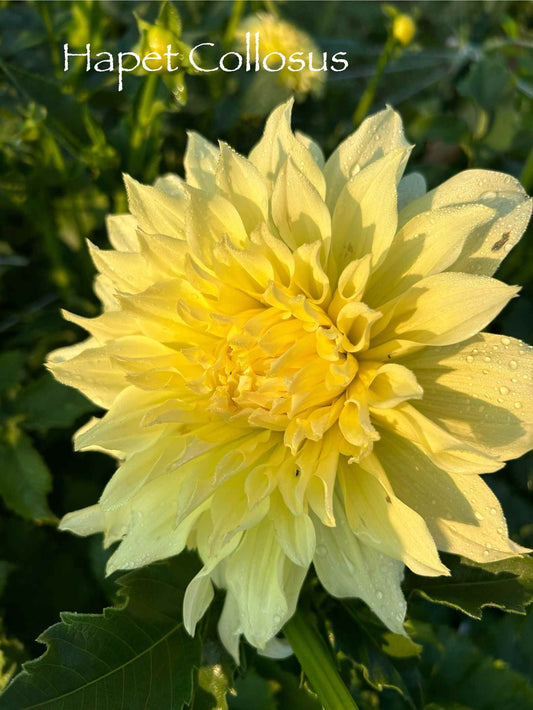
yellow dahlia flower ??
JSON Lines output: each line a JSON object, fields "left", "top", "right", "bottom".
{"left": 49, "top": 101, "right": 533, "bottom": 661}
{"left": 236, "top": 13, "right": 325, "bottom": 99}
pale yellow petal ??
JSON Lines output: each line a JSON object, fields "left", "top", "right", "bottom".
{"left": 215, "top": 142, "right": 269, "bottom": 233}
{"left": 325, "top": 106, "right": 409, "bottom": 211}
{"left": 184, "top": 131, "right": 219, "bottom": 191}
{"left": 185, "top": 186, "right": 248, "bottom": 268}
{"left": 330, "top": 148, "right": 410, "bottom": 274}
{"left": 270, "top": 489, "right": 316, "bottom": 566}
{"left": 249, "top": 99, "right": 326, "bottom": 198}
{"left": 224, "top": 518, "right": 307, "bottom": 650}
{"left": 372, "top": 402, "right": 503, "bottom": 474}
{"left": 313, "top": 494, "right": 407, "bottom": 635}
{"left": 374, "top": 429, "right": 528, "bottom": 562}
{"left": 338, "top": 460, "right": 448, "bottom": 576}
{"left": 365, "top": 204, "right": 495, "bottom": 307}
{"left": 295, "top": 130, "right": 325, "bottom": 169}
{"left": 399, "top": 333, "right": 533, "bottom": 460}
{"left": 105, "top": 214, "right": 139, "bottom": 252}
{"left": 124, "top": 174, "right": 186, "bottom": 237}
{"left": 398, "top": 169, "right": 532, "bottom": 276}
{"left": 272, "top": 158, "right": 331, "bottom": 252}
{"left": 373, "top": 272, "right": 519, "bottom": 348}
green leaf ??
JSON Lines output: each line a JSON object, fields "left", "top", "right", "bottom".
{"left": 228, "top": 671, "right": 277, "bottom": 710}
{"left": 0, "top": 553, "right": 202, "bottom": 710}
{"left": 405, "top": 555, "right": 533, "bottom": 619}
{"left": 0, "top": 432, "right": 52, "bottom": 520}
{"left": 458, "top": 57, "right": 513, "bottom": 112}
{"left": 424, "top": 626, "right": 533, "bottom": 710}
{"left": 16, "top": 373, "right": 96, "bottom": 431}
{"left": 328, "top": 601, "right": 420, "bottom": 708}
{"left": 0, "top": 352, "right": 24, "bottom": 393}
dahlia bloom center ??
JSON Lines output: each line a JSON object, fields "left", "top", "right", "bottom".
{"left": 185, "top": 240, "right": 422, "bottom": 462}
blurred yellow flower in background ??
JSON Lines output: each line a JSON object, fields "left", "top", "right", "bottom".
{"left": 236, "top": 13, "right": 326, "bottom": 100}
{"left": 49, "top": 100, "right": 532, "bottom": 660}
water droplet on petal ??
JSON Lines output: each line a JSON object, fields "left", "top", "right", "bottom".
{"left": 501, "top": 337, "right": 510, "bottom": 346}
{"left": 514, "top": 401, "right": 522, "bottom": 410}
{"left": 376, "top": 590, "right": 383, "bottom": 600}
{"left": 475, "top": 512, "right": 484, "bottom": 521}
{"left": 509, "top": 360, "right": 517, "bottom": 370}
{"left": 499, "top": 386, "right": 509, "bottom": 395}
{"left": 466, "top": 355, "right": 474, "bottom": 363}
{"left": 490, "top": 508, "right": 496, "bottom": 515}
{"left": 484, "top": 356, "right": 491, "bottom": 363}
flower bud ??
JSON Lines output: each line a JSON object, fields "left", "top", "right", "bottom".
{"left": 392, "top": 14, "right": 416, "bottom": 46}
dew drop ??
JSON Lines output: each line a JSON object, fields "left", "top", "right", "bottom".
{"left": 501, "top": 337, "right": 510, "bottom": 346}
{"left": 484, "top": 356, "right": 491, "bottom": 363}
{"left": 475, "top": 512, "right": 484, "bottom": 521}
{"left": 316, "top": 544, "right": 327, "bottom": 556}
{"left": 486, "top": 543, "right": 493, "bottom": 550}
{"left": 497, "top": 398, "right": 503, "bottom": 403}
{"left": 511, "top": 377, "right": 518, "bottom": 383}
{"left": 472, "top": 348, "right": 479, "bottom": 355}
{"left": 490, "top": 507, "right": 496, "bottom": 515}
{"left": 376, "top": 590, "right": 383, "bottom": 600}
{"left": 274, "top": 614, "right": 281, "bottom": 624}
{"left": 482, "top": 369, "right": 488, "bottom": 375}
{"left": 497, "top": 526, "right": 504, "bottom": 534}
{"left": 514, "top": 401, "right": 522, "bottom": 410}
{"left": 466, "top": 355, "right": 474, "bottom": 363}
{"left": 499, "top": 386, "right": 509, "bottom": 395}
{"left": 509, "top": 360, "right": 517, "bottom": 370}
{"left": 483, "top": 550, "right": 490, "bottom": 557}
{"left": 492, "top": 345, "right": 499, "bottom": 351}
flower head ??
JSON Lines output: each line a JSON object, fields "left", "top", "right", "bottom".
{"left": 236, "top": 13, "right": 325, "bottom": 100}
{"left": 50, "top": 101, "right": 532, "bottom": 660}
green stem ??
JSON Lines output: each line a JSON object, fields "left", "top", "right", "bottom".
{"left": 353, "top": 34, "right": 395, "bottom": 126}
{"left": 283, "top": 609, "right": 359, "bottom": 710}
{"left": 128, "top": 72, "right": 160, "bottom": 176}
{"left": 223, "top": 0, "right": 246, "bottom": 48}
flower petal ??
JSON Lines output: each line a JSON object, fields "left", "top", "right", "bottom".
{"left": 184, "top": 131, "right": 219, "bottom": 191}
{"left": 365, "top": 203, "right": 495, "bottom": 307}
{"left": 224, "top": 518, "right": 307, "bottom": 650}
{"left": 272, "top": 158, "right": 331, "bottom": 252}
{"left": 372, "top": 272, "right": 519, "bottom": 348}
{"left": 325, "top": 106, "right": 410, "bottom": 211}
{"left": 330, "top": 148, "right": 410, "bottom": 274}
{"left": 124, "top": 174, "right": 186, "bottom": 238}
{"left": 398, "top": 169, "right": 532, "bottom": 276}
{"left": 374, "top": 429, "right": 529, "bottom": 562}
{"left": 399, "top": 333, "right": 533, "bottom": 460}
{"left": 338, "top": 460, "right": 448, "bottom": 576}
{"left": 215, "top": 142, "right": 269, "bottom": 233}
{"left": 313, "top": 494, "right": 407, "bottom": 635}
{"left": 249, "top": 99, "right": 326, "bottom": 198}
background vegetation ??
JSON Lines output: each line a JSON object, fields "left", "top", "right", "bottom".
{"left": 1, "top": 1, "right": 533, "bottom": 708}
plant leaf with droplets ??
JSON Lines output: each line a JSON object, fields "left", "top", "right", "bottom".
{"left": 404, "top": 554, "right": 533, "bottom": 619}
{"left": 0, "top": 553, "right": 202, "bottom": 710}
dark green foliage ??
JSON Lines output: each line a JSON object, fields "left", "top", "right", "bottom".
{"left": 1, "top": 1, "right": 533, "bottom": 708}
{"left": 0, "top": 554, "right": 202, "bottom": 710}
